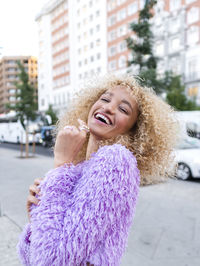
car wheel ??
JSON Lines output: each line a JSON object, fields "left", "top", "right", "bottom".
{"left": 177, "top": 163, "right": 191, "bottom": 180}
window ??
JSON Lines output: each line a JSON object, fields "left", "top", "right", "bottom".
{"left": 90, "top": 28, "right": 94, "bottom": 35}
{"left": 170, "top": 0, "right": 181, "bottom": 11}
{"left": 9, "top": 89, "right": 15, "bottom": 94}
{"left": 41, "top": 98, "right": 45, "bottom": 106}
{"left": 188, "top": 58, "right": 197, "bottom": 79}
{"left": 118, "top": 8, "right": 126, "bottom": 21}
{"left": 187, "top": 26, "right": 199, "bottom": 45}
{"left": 78, "top": 61, "right": 82, "bottom": 67}
{"left": 186, "top": 0, "right": 196, "bottom": 4}
{"left": 96, "top": 10, "right": 100, "bottom": 16}
{"left": 90, "top": 15, "right": 93, "bottom": 21}
{"left": 170, "top": 37, "right": 180, "bottom": 52}
{"left": 155, "top": 42, "right": 164, "bottom": 56}
{"left": 128, "top": 2, "right": 138, "bottom": 16}
{"left": 187, "top": 7, "right": 199, "bottom": 24}
{"left": 109, "top": 45, "right": 117, "bottom": 56}
{"left": 108, "top": 15, "right": 116, "bottom": 26}
{"left": 169, "top": 57, "right": 181, "bottom": 75}
{"left": 119, "top": 41, "right": 127, "bottom": 52}
{"left": 9, "top": 96, "right": 15, "bottom": 101}
{"left": 97, "top": 67, "right": 101, "bottom": 73}
{"left": 117, "top": 0, "right": 126, "bottom": 5}
{"left": 118, "top": 55, "right": 127, "bottom": 68}
{"left": 90, "top": 42, "right": 94, "bottom": 48}
{"left": 108, "top": 0, "right": 117, "bottom": 12}
{"left": 90, "top": 56, "right": 94, "bottom": 62}
{"left": 169, "top": 17, "right": 181, "bottom": 34}
{"left": 118, "top": 25, "right": 127, "bottom": 37}
{"left": 108, "top": 60, "right": 117, "bottom": 71}
{"left": 96, "top": 39, "right": 101, "bottom": 46}
{"left": 97, "top": 53, "right": 101, "bottom": 60}
{"left": 96, "top": 25, "right": 100, "bottom": 32}
{"left": 108, "top": 30, "right": 117, "bottom": 41}
{"left": 140, "top": 0, "right": 145, "bottom": 9}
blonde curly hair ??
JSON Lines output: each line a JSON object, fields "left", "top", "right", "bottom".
{"left": 56, "top": 74, "right": 179, "bottom": 186}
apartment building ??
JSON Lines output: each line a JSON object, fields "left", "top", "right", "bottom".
{"left": 36, "top": 0, "right": 200, "bottom": 114}
{"left": 36, "top": 0, "right": 107, "bottom": 114}
{"left": 0, "top": 56, "right": 38, "bottom": 113}
{"left": 152, "top": 0, "right": 200, "bottom": 103}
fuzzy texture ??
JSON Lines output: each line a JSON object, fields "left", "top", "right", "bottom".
{"left": 17, "top": 144, "right": 140, "bottom": 266}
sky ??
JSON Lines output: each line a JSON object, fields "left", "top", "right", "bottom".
{"left": 0, "top": 0, "right": 48, "bottom": 57}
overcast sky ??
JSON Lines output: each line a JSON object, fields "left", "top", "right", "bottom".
{"left": 0, "top": 0, "right": 48, "bottom": 57}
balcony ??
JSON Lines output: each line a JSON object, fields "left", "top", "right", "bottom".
{"left": 185, "top": 72, "right": 200, "bottom": 83}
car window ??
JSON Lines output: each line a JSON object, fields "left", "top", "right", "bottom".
{"left": 177, "top": 138, "right": 200, "bottom": 149}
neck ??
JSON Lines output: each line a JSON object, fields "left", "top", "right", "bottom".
{"left": 86, "top": 134, "right": 100, "bottom": 160}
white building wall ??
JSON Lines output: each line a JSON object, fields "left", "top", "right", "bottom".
{"left": 36, "top": 10, "right": 53, "bottom": 112}
{"left": 68, "top": 0, "right": 107, "bottom": 93}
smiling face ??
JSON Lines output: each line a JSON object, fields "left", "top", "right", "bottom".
{"left": 87, "top": 85, "right": 139, "bottom": 140}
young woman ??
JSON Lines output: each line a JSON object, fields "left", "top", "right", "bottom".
{"left": 17, "top": 74, "right": 177, "bottom": 266}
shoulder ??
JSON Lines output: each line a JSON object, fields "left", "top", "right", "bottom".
{"left": 94, "top": 143, "right": 137, "bottom": 164}
{"left": 89, "top": 144, "right": 139, "bottom": 180}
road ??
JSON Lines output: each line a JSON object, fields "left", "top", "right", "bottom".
{"left": 0, "top": 142, "right": 54, "bottom": 157}
{"left": 0, "top": 145, "right": 200, "bottom": 266}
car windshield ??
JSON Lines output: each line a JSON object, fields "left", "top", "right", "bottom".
{"left": 177, "top": 138, "right": 200, "bottom": 149}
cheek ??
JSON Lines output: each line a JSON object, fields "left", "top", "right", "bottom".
{"left": 116, "top": 116, "right": 133, "bottom": 132}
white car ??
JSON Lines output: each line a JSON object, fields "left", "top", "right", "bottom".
{"left": 175, "top": 136, "right": 200, "bottom": 180}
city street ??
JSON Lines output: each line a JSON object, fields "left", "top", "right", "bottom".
{"left": 0, "top": 145, "right": 200, "bottom": 266}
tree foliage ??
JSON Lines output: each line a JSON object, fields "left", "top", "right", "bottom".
{"left": 45, "top": 104, "right": 58, "bottom": 125}
{"left": 6, "top": 61, "right": 38, "bottom": 128}
{"left": 126, "top": 0, "right": 162, "bottom": 92}
{"left": 162, "top": 72, "right": 200, "bottom": 111}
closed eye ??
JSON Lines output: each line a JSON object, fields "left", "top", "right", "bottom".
{"left": 119, "top": 107, "right": 128, "bottom": 114}
{"left": 100, "top": 98, "right": 110, "bottom": 102}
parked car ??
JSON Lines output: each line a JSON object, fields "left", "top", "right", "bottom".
{"left": 40, "top": 125, "right": 55, "bottom": 147}
{"left": 175, "top": 136, "right": 200, "bottom": 180}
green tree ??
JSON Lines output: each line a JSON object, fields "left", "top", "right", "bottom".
{"left": 6, "top": 61, "right": 38, "bottom": 128}
{"left": 126, "top": 0, "right": 163, "bottom": 93}
{"left": 162, "top": 71, "right": 200, "bottom": 111}
{"left": 45, "top": 104, "right": 58, "bottom": 125}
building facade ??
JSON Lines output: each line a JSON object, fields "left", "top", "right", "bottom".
{"left": 36, "top": 0, "right": 200, "bottom": 114}
{"left": 152, "top": 0, "right": 200, "bottom": 103}
{"left": 0, "top": 56, "right": 38, "bottom": 113}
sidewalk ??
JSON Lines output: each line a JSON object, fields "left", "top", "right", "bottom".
{"left": 0, "top": 146, "right": 200, "bottom": 266}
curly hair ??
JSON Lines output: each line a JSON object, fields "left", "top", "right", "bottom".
{"left": 56, "top": 74, "right": 179, "bottom": 186}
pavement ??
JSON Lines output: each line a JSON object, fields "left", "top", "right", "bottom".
{"left": 0, "top": 145, "right": 200, "bottom": 266}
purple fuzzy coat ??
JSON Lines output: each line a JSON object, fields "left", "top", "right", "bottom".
{"left": 17, "top": 144, "right": 140, "bottom": 266}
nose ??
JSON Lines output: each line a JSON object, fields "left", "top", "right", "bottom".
{"left": 103, "top": 102, "right": 116, "bottom": 114}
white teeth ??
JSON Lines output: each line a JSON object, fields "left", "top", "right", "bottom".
{"left": 95, "top": 113, "right": 111, "bottom": 125}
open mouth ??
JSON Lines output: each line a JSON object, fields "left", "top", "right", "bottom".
{"left": 94, "top": 112, "right": 112, "bottom": 125}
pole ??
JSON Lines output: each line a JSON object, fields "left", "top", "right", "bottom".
{"left": 32, "top": 132, "right": 36, "bottom": 156}
{"left": 20, "top": 131, "right": 23, "bottom": 157}
{"left": 25, "top": 127, "right": 29, "bottom": 158}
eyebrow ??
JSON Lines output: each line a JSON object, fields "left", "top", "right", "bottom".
{"left": 103, "top": 92, "right": 133, "bottom": 111}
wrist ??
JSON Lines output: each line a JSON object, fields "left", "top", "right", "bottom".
{"left": 54, "top": 157, "right": 72, "bottom": 168}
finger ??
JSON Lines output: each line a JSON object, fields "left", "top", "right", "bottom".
{"left": 34, "top": 178, "right": 43, "bottom": 186}
{"left": 78, "top": 119, "right": 90, "bottom": 133}
{"left": 29, "top": 185, "right": 40, "bottom": 196}
{"left": 64, "top": 125, "right": 73, "bottom": 130}
{"left": 27, "top": 195, "right": 40, "bottom": 206}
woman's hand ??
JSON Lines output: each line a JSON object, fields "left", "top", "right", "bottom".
{"left": 54, "top": 119, "right": 89, "bottom": 168}
{"left": 27, "top": 178, "right": 43, "bottom": 221}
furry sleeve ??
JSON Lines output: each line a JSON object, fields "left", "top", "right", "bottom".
{"left": 17, "top": 163, "right": 82, "bottom": 266}
{"left": 24, "top": 144, "right": 140, "bottom": 266}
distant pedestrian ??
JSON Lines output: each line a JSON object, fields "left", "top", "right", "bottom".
{"left": 17, "top": 74, "right": 178, "bottom": 265}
